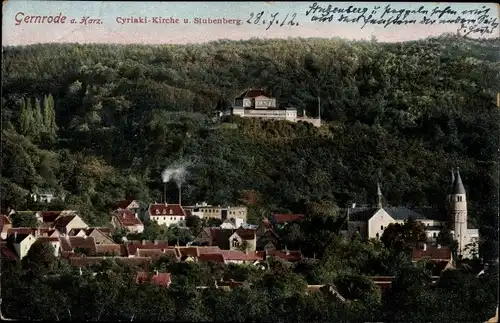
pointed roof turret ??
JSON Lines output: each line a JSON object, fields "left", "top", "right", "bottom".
{"left": 452, "top": 168, "right": 466, "bottom": 195}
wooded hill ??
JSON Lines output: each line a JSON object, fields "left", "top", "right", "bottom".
{"left": 2, "top": 35, "right": 499, "bottom": 259}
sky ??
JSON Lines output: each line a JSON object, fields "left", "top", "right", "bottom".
{"left": 2, "top": 1, "right": 499, "bottom": 46}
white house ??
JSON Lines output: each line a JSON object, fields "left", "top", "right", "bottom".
{"left": 10, "top": 233, "right": 37, "bottom": 259}
{"left": 147, "top": 203, "right": 186, "bottom": 227}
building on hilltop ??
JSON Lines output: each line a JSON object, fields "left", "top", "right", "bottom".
{"left": 343, "top": 169, "right": 479, "bottom": 258}
{"left": 231, "top": 88, "right": 321, "bottom": 127}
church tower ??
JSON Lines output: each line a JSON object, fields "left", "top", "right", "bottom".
{"left": 448, "top": 168, "right": 468, "bottom": 256}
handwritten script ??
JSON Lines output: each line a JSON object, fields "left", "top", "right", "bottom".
{"left": 246, "top": 11, "right": 299, "bottom": 30}
{"left": 305, "top": 3, "right": 499, "bottom": 37}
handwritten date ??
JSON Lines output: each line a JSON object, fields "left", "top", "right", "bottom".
{"left": 247, "top": 11, "right": 299, "bottom": 30}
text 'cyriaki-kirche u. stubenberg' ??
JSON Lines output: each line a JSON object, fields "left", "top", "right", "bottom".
{"left": 342, "top": 169, "right": 479, "bottom": 259}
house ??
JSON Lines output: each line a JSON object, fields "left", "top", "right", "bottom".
{"left": 124, "top": 240, "right": 170, "bottom": 257}
{"left": 232, "top": 88, "right": 298, "bottom": 122}
{"left": 1, "top": 215, "right": 12, "bottom": 239}
{"left": 35, "top": 210, "right": 77, "bottom": 227}
{"left": 346, "top": 170, "right": 479, "bottom": 257}
{"left": 84, "top": 228, "right": 114, "bottom": 245}
{"left": 229, "top": 228, "right": 257, "bottom": 252}
{"left": 193, "top": 228, "right": 236, "bottom": 249}
{"left": 36, "top": 237, "right": 61, "bottom": 257}
{"left": 115, "top": 199, "right": 141, "bottom": 213}
{"left": 112, "top": 209, "right": 144, "bottom": 233}
{"left": 136, "top": 271, "right": 172, "bottom": 287}
{"left": 53, "top": 214, "right": 88, "bottom": 234}
{"left": 172, "top": 246, "right": 221, "bottom": 262}
{"left": 256, "top": 219, "right": 280, "bottom": 251}
{"left": 412, "top": 244, "right": 454, "bottom": 276}
{"left": 8, "top": 227, "right": 46, "bottom": 238}
{"left": 198, "top": 250, "right": 263, "bottom": 265}
{"left": 95, "top": 244, "right": 123, "bottom": 256}
{"left": 30, "top": 191, "right": 58, "bottom": 203}
{"left": 147, "top": 203, "right": 186, "bottom": 227}
{"left": 59, "top": 236, "right": 97, "bottom": 256}
{"left": 183, "top": 202, "right": 247, "bottom": 222}
{"left": 8, "top": 232, "right": 36, "bottom": 259}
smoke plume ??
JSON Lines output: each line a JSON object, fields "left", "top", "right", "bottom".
{"left": 160, "top": 161, "right": 191, "bottom": 187}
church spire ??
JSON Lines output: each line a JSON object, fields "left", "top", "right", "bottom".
{"left": 376, "top": 182, "right": 383, "bottom": 209}
{"left": 452, "top": 167, "right": 466, "bottom": 195}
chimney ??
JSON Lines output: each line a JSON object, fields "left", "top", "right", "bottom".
{"left": 142, "top": 240, "right": 146, "bottom": 245}
{"left": 423, "top": 243, "right": 427, "bottom": 251}
{"left": 135, "top": 212, "right": 138, "bottom": 218}
{"left": 164, "top": 182, "right": 167, "bottom": 204}
{"left": 14, "top": 232, "right": 17, "bottom": 240}
{"left": 178, "top": 186, "right": 182, "bottom": 206}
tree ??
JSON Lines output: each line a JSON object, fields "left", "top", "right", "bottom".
{"left": 19, "top": 97, "right": 34, "bottom": 136}
{"left": 12, "top": 212, "right": 39, "bottom": 228}
{"left": 42, "top": 94, "right": 58, "bottom": 141}
{"left": 185, "top": 215, "right": 202, "bottom": 236}
{"left": 381, "top": 218, "right": 427, "bottom": 252}
{"left": 33, "top": 97, "right": 44, "bottom": 140}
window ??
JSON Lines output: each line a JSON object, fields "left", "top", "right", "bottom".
{"left": 433, "top": 233, "right": 436, "bottom": 238}
{"left": 169, "top": 209, "right": 173, "bottom": 215}
{"left": 231, "top": 238, "right": 240, "bottom": 248}
{"left": 458, "top": 196, "right": 463, "bottom": 202}
{"left": 155, "top": 209, "right": 160, "bottom": 215}
{"left": 381, "top": 225, "right": 384, "bottom": 230}
{"left": 357, "top": 226, "right": 361, "bottom": 232}
{"left": 376, "top": 233, "right": 379, "bottom": 239}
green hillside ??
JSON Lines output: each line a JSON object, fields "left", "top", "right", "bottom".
{"left": 2, "top": 35, "right": 499, "bottom": 256}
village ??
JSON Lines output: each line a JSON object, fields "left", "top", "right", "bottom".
{"left": 1, "top": 168, "right": 488, "bottom": 295}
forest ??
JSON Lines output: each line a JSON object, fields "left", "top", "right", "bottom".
{"left": 1, "top": 35, "right": 500, "bottom": 315}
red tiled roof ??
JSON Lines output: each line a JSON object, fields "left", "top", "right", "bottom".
{"left": 235, "top": 228, "right": 256, "bottom": 240}
{"left": 36, "top": 237, "right": 59, "bottom": 243}
{"left": 113, "top": 210, "right": 143, "bottom": 227}
{"left": 136, "top": 272, "right": 171, "bottom": 286}
{"left": 412, "top": 246, "right": 452, "bottom": 261}
{"left": 136, "top": 249, "right": 165, "bottom": 259}
{"left": 95, "top": 244, "right": 122, "bottom": 255}
{"left": 197, "top": 246, "right": 221, "bottom": 255}
{"left": 176, "top": 247, "right": 199, "bottom": 258}
{"left": 116, "top": 200, "right": 136, "bottom": 210}
{"left": 221, "top": 250, "right": 263, "bottom": 262}
{"left": 198, "top": 253, "right": 225, "bottom": 263}
{"left": 39, "top": 211, "right": 62, "bottom": 223}
{"left": 126, "top": 240, "right": 169, "bottom": 255}
{"left": 53, "top": 215, "right": 77, "bottom": 227}
{"left": 149, "top": 204, "right": 186, "bottom": 217}
{"left": 1, "top": 242, "right": 18, "bottom": 260}
{"left": 59, "top": 236, "right": 97, "bottom": 254}
{"left": 272, "top": 214, "right": 305, "bottom": 224}
{"left": 8, "top": 228, "right": 38, "bottom": 236}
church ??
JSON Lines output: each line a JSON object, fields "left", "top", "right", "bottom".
{"left": 344, "top": 169, "right": 479, "bottom": 258}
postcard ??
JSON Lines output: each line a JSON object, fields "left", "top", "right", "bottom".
{"left": 1, "top": 1, "right": 499, "bottom": 322}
